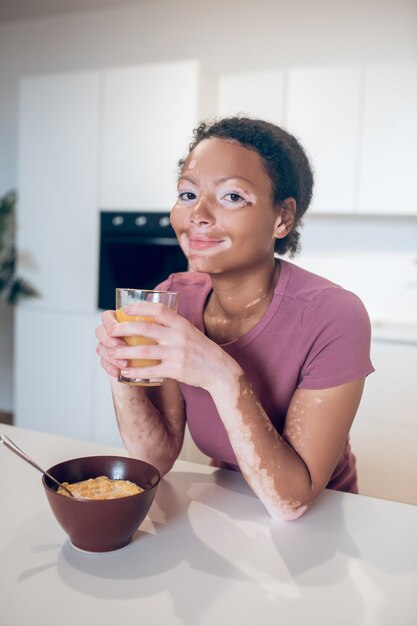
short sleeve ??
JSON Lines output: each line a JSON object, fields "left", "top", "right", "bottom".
{"left": 298, "top": 288, "right": 374, "bottom": 389}
{"left": 154, "top": 275, "right": 175, "bottom": 291}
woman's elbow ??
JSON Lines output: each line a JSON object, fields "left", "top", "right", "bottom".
{"left": 266, "top": 499, "right": 310, "bottom": 521}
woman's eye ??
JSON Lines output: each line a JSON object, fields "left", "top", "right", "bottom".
{"left": 178, "top": 192, "right": 196, "bottom": 201}
{"left": 225, "top": 193, "right": 244, "bottom": 203}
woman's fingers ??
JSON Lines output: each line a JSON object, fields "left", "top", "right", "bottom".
{"left": 102, "top": 309, "right": 118, "bottom": 329}
{"left": 109, "top": 320, "right": 165, "bottom": 342}
{"left": 122, "top": 301, "right": 177, "bottom": 324}
{"left": 96, "top": 324, "right": 125, "bottom": 348}
{"left": 102, "top": 359, "right": 122, "bottom": 378}
{"left": 96, "top": 310, "right": 127, "bottom": 348}
{"left": 96, "top": 341, "right": 128, "bottom": 369}
{"left": 96, "top": 304, "right": 217, "bottom": 386}
{"left": 95, "top": 310, "right": 128, "bottom": 377}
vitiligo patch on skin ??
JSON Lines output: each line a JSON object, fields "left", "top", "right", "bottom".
{"left": 244, "top": 192, "right": 256, "bottom": 206}
{"left": 179, "top": 233, "right": 233, "bottom": 276}
{"left": 214, "top": 372, "right": 310, "bottom": 521}
{"left": 118, "top": 393, "right": 177, "bottom": 455}
{"left": 205, "top": 283, "right": 278, "bottom": 344}
{"left": 283, "top": 416, "right": 307, "bottom": 453}
{"left": 244, "top": 296, "right": 264, "bottom": 309}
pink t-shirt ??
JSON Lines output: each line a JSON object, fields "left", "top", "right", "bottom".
{"left": 157, "top": 260, "right": 374, "bottom": 493}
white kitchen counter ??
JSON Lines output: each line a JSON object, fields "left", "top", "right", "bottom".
{"left": 1, "top": 425, "right": 416, "bottom": 626}
{"left": 371, "top": 319, "right": 417, "bottom": 343}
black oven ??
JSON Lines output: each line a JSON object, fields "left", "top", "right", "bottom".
{"left": 98, "top": 211, "right": 188, "bottom": 310}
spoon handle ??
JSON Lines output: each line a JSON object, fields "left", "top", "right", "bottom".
{"left": 0, "top": 434, "right": 74, "bottom": 497}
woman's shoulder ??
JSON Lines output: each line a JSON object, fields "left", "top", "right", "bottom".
{"left": 280, "top": 259, "right": 371, "bottom": 326}
{"left": 278, "top": 262, "right": 374, "bottom": 388}
{"left": 280, "top": 259, "right": 344, "bottom": 300}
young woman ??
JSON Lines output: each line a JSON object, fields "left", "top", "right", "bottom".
{"left": 95, "top": 117, "right": 374, "bottom": 521}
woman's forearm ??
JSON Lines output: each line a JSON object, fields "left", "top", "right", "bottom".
{"left": 109, "top": 377, "right": 185, "bottom": 475}
{"left": 209, "top": 369, "right": 314, "bottom": 520}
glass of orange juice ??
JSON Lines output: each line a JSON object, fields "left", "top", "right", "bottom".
{"left": 115, "top": 288, "right": 179, "bottom": 386}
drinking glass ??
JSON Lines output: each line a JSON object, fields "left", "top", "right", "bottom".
{"left": 115, "top": 288, "right": 178, "bottom": 386}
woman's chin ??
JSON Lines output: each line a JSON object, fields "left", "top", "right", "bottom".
{"left": 188, "top": 255, "right": 223, "bottom": 274}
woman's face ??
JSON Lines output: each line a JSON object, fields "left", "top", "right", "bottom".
{"left": 170, "top": 138, "right": 284, "bottom": 275}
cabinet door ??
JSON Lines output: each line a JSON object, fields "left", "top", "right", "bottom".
{"left": 99, "top": 61, "right": 216, "bottom": 210}
{"left": 286, "top": 66, "right": 361, "bottom": 214}
{"left": 17, "top": 72, "right": 100, "bottom": 314}
{"left": 91, "top": 311, "right": 124, "bottom": 446}
{"left": 218, "top": 69, "right": 284, "bottom": 124}
{"left": 14, "top": 307, "right": 97, "bottom": 440}
{"left": 351, "top": 338, "right": 417, "bottom": 504}
{"left": 91, "top": 363, "right": 123, "bottom": 446}
{"left": 358, "top": 62, "right": 417, "bottom": 215}
{"left": 356, "top": 339, "right": 417, "bottom": 427}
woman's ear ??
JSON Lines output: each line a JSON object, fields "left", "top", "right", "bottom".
{"left": 274, "top": 198, "right": 296, "bottom": 239}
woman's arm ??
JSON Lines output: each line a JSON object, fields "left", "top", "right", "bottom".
{"left": 96, "top": 311, "right": 186, "bottom": 475}
{"left": 107, "top": 302, "right": 365, "bottom": 519}
{"left": 209, "top": 370, "right": 364, "bottom": 520}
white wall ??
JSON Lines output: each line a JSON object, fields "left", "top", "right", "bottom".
{"left": 1, "top": 0, "right": 417, "bottom": 192}
{"left": 1, "top": 0, "right": 417, "bottom": 410}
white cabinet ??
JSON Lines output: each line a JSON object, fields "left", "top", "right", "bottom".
{"left": 17, "top": 72, "right": 100, "bottom": 314}
{"left": 91, "top": 311, "right": 123, "bottom": 446}
{"left": 217, "top": 62, "right": 417, "bottom": 217}
{"left": 91, "top": 363, "right": 123, "bottom": 446}
{"left": 358, "top": 62, "right": 417, "bottom": 215}
{"left": 14, "top": 307, "right": 97, "bottom": 440}
{"left": 351, "top": 337, "right": 417, "bottom": 504}
{"left": 218, "top": 66, "right": 362, "bottom": 214}
{"left": 286, "top": 66, "right": 362, "bottom": 213}
{"left": 15, "top": 62, "right": 217, "bottom": 442}
{"left": 14, "top": 306, "right": 124, "bottom": 445}
{"left": 217, "top": 69, "right": 285, "bottom": 124}
{"left": 356, "top": 338, "right": 417, "bottom": 427}
{"left": 99, "top": 61, "right": 217, "bottom": 211}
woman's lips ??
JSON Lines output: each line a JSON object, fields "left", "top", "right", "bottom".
{"left": 188, "top": 238, "right": 224, "bottom": 250}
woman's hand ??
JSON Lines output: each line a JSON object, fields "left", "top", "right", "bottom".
{"left": 96, "top": 308, "right": 187, "bottom": 475}
{"left": 107, "top": 301, "right": 241, "bottom": 391}
{"left": 95, "top": 310, "right": 129, "bottom": 379}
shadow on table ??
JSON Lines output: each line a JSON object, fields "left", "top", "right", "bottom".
{"left": 56, "top": 470, "right": 254, "bottom": 623}
{"left": 57, "top": 469, "right": 352, "bottom": 622}
{"left": 8, "top": 467, "right": 414, "bottom": 626}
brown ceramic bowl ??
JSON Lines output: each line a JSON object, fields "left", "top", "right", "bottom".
{"left": 42, "top": 455, "right": 160, "bottom": 552}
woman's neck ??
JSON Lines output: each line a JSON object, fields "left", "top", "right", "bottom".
{"left": 204, "top": 260, "right": 280, "bottom": 344}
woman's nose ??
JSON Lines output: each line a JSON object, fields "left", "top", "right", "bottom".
{"left": 189, "top": 196, "right": 213, "bottom": 225}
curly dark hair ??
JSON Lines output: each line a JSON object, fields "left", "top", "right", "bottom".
{"left": 178, "top": 116, "right": 314, "bottom": 256}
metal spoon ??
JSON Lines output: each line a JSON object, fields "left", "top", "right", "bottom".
{"left": 0, "top": 433, "right": 74, "bottom": 497}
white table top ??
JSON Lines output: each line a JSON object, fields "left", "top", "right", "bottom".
{"left": 1, "top": 424, "right": 416, "bottom": 626}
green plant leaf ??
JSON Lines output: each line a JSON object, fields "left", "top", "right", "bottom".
{"left": 0, "top": 189, "right": 39, "bottom": 305}
{"left": 4, "top": 277, "right": 40, "bottom": 305}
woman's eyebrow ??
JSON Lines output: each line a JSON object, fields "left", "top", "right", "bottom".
{"left": 178, "top": 175, "right": 197, "bottom": 184}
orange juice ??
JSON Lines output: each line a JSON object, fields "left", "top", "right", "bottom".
{"left": 115, "top": 289, "right": 178, "bottom": 386}
{"left": 115, "top": 308, "right": 160, "bottom": 368}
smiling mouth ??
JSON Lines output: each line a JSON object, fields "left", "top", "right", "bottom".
{"left": 188, "top": 238, "right": 224, "bottom": 250}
